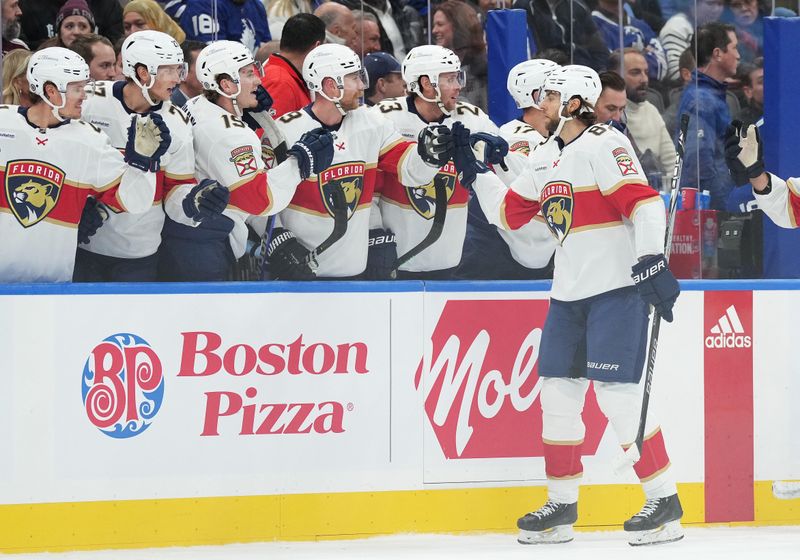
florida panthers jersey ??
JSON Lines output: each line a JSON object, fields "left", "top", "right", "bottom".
{"left": 0, "top": 106, "right": 156, "bottom": 282}
{"left": 754, "top": 174, "right": 800, "bottom": 229}
{"left": 79, "top": 81, "right": 196, "bottom": 259}
{"left": 275, "top": 105, "right": 438, "bottom": 277}
{"left": 473, "top": 122, "right": 665, "bottom": 301}
{"left": 372, "top": 96, "right": 512, "bottom": 272}
{"left": 495, "top": 119, "right": 556, "bottom": 269}
{"left": 172, "top": 95, "right": 305, "bottom": 258}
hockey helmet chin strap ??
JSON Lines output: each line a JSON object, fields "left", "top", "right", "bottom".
{"left": 43, "top": 92, "right": 68, "bottom": 123}
{"left": 417, "top": 82, "right": 451, "bottom": 117}
{"left": 317, "top": 87, "right": 347, "bottom": 117}
{"left": 553, "top": 95, "right": 591, "bottom": 137}
{"left": 133, "top": 74, "right": 159, "bottom": 107}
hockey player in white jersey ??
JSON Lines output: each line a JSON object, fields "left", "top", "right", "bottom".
{"left": 372, "top": 45, "right": 518, "bottom": 279}
{"left": 457, "top": 58, "right": 559, "bottom": 280}
{"left": 270, "top": 43, "right": 452, "bottom": 280}
{"left": 724, "top": 120, "right": 800, "bottom": 228}
{"left": 451, "top": 65, "right": 684, "bottom": 546}
{"left": 74, "top": 30, "right": 193, "bottom": 282}
{"left": 0, "top": 47, "right": 169, "bottom": 282}
{"left": 161, "top": 40, "right": 335, "bottom": 281}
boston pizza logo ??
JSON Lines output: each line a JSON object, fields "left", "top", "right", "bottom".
{"left": 540, "top": 180, "right": 574, "bottom": 244}
{"left": 318, "top": 162, "right": 365, "bottom": 219}
{"left": 4, "top": 159, "right": 65, "bottom": 227}
{"left": 81, "top": 333, "right": 164, "bottom": 439}
{"left": 407, "top": 161, "right": 456, "bottom": 219}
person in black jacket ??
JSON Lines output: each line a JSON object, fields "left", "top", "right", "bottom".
{"left": 19, "top": 0, "right": 123, "bottom": 50}
{"left": 513, "top": 0, "right": 609, "bottom": 72}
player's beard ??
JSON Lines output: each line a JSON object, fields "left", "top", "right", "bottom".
{"left": 2, "top": 19, "right": 21, "bottom": 41}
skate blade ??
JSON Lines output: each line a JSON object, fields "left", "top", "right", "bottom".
{"left": 517, "top": 525, "right": 574, "bottom": 545}
{"left": 628, "top": 520, "right": 684, "bottom": 546}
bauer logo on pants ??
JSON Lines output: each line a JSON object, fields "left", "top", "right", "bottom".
{"left": 4, "top": 159, "right": 65, "bottom": 227}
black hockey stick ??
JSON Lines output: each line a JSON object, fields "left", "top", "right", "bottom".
{"left": 303, "top": 184, "right": 348, "bottom": 269}
{"left": 392, "top": 177, "right": 449, "bottom": 274}
{"left": 616, "top": 113, "right": 689, "bottom": 472}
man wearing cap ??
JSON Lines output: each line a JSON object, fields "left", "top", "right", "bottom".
{"left": 363, "top": 51, "right": 405, "bottom": 106}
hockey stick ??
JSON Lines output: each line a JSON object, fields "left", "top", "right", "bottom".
{"left": 773, "top": 481, "right": 800, "bottom": 500}
{"left": 614, "top": 113, "right": 690, "bottom": 474}
{"left": 391, "top": 177, "right": 449, "bottom": 274}
{"left": 303, "top": 184, "right": 348, "bottom": 269}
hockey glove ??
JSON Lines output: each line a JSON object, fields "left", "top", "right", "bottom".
{"left": 266, "top": 227, "right": 317, "bottom": 280}
{"left": 470, "top": 131, "right": 509, "bottom": 170}
{"left": 183, "top": 179, "right": 230, "bottom": 222}
{"left": 242, "top": 86, "right": 274, "bottom": 131}
{"left": 417, "top": 124, "right": 455, "bottom": 167}
{"left": 77, "top": 197, "right": 108, "bottom": 244}
{"left": 125, "top": 112, "right": 171, "bottom": 172}
{"left": 724, "top": 119, "right": 764, "bottom": 185}
{"left": 631, "top": 254, "right": 680, "bottom": 322}
{"left": 364, "top": 228, "right": 398, "bottom": 280}
{"left": 287, "top": 127, "right": 335, "bottom": 180}
{"left": 451, "top": 121, "right": 488, "bottom": 190}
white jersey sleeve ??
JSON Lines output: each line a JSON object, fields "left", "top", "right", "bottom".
{"left": 754, "top": 174, "right": 800, "bottom": 229}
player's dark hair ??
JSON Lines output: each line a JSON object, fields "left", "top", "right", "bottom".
{"left": 280, "top": 13, "right": 326, "bottom": 53}
{"left": 68, "top": 34, "right": 113, "bottom": 65}
{"left": 181, "top": 40, "right": 207, "bottom": 67}
{"left": 695, "top": 22, "right": 735, "bottom": 68}
{"left": 202, "top": 73, "right": 234, "bottom": 103}
{"left": 599, "top": 70, "right": 625, "bottom": 93}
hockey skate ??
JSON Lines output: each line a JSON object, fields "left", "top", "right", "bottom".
{"left": 517, "top": 501, "right": 577, "bottom": 544}
{"left": 624, "top": 494, "right": 684, "bottom": 546}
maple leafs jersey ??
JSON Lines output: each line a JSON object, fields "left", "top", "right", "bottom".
{"left": 371, "top": 96, "right": 515, "bottom": 272}
{"left": 275, "top": 105, "right": 437, "bottom": 278}
{"left": 170, "top": 95, "right": 305, "bottom": 258}
{"left": 473, "top": 122, "right": 665, "bottom": 301}
{"left": 79, "top": 81, "right": 196, "bottom": 259}
{"left": 0, "top": 106, "right": 156, "bottom": 282}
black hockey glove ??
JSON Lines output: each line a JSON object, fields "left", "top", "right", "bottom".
{"left": 364, "top": 228, "right": 398, "bottom": 280}
{"left": 724, "top": 119, "right": 764, "bottom": 185}
{"left": 451, "top": 121, "right": 488, "bottom": 190}
{"left": 266, "top": 227, "right": 317, "bottom": 280}
{"left": 77, "top": 197, "right": 108, "bottom": 244}
{"left": 183, "top": 179, "right": 230, "bottom": 222}
{"left": 125, "top": 112, "right": 171, "bottom": 172}
{"left": 242, "top": 86, "right": 274, "bottom": 131}
{"left": 417, "top": 124, "right": 455, "bottom": 167}
{"left": 470, "top": 131, "right": 509, "bottom": 171}
{"left": 287, "top": 127, "right": 335, "bottom": 180}
{"left": 631, "top": 254, "right": 680, "bottom": 322}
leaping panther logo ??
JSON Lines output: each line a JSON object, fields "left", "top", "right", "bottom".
{"left": 540, "top": 180, "right": 574, "bottom": 244}
{"left": 407, "top": 163, "right": 457, "bottom": 219}
{"left": 5, "top": 160, "right": 65, "bottom": 227}
{"left": 318, "top": 162, "right": 365, "bottom": 219}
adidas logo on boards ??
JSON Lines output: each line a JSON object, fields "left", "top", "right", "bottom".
{"left": 704, "top": 305, "right": 752, "bottom": 349}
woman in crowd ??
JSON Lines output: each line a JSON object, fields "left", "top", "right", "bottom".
{"left": 1, "top": 49, "right": 33, "bottom": 106}
{"left": 123, "top": 0, "right": 186, "bottom": 43}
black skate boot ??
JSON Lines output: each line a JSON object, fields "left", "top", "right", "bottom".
{"left": 624, "top": 494, "right": 684, "bottom": 546}
{"left": 517, "top": 500, "right": 578, "bottom": 544}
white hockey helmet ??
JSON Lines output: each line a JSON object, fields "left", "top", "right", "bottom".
{"left": 507, "top": 59, "right": 560, "bottom": 109}
{"left": 402, "top": 45, "right": 463, "bottom": 95}
{"left": 27, "top": 47, "right": 90, "bottom": 121}
{"left": 196, "top": 40, "right": 256, "bottom": 98}
{"left": 121, "top": 30, "right": 186, "bottom": 106}
{"left": 302, "top": 44, "right": 365, "bottom": 114}
{"left": 541, "top": 65, "right": 602, "bottom": 114}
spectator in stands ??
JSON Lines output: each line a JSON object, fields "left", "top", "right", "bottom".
{"left": 363, "top": 51, "right": 405, "bottom": 105}
{"left": 68, "top": 34, "right": 117, "bottom": 82}
{"left": 612, "top": 48, "right": 677, "bottom": 186}
{"left": 677, "top": 22, "right": 740, "bottom": 209}
{"left": 19, "top": 0, "right": 123, "bottom": 50}
{"left": 433, "top": 1, "right": 488, "bottom": 111}
{"left": 314, "top": 2, "right": 359, "bottom": 52}
{"left": 662, "top": 47, "right": 695, "bottom": 136}
{"left": 629, "top": 0, "right": 665, "bottom": 34}
{"left": 180, "top": 0, "right": 271, "bottom": 54}
{"left": 354, "top": 11, "right": 382, "bottom": 57}
{"left": 267, "top": 0, "right": 321, "bottom": 41}
{"left": 255, "top": 39, "right": 280, "bottom": 65}
{"left": 171, "top": 40, "right": 206, "bottom": 108}
{"left": 261, "top": 13, "right": 325, "bottom": 117}
{"left": 660, "top": 0, "right": 724, "bottom": 81}
{"left": 721, "top": 0, "right": 765, "bottom": 63}
{"left": 41, "top": 0, "right": 96, "bottom": 48}
{"left": 513, "top": 0, "right": 609, "bottom": 71}
{"left": 737, "top": 56, "right": 763, "bottom": 127}
{"left": 123, "top": 0, "right": 186, "bottom": 44}
{"left": 1, "top": 49, "right": 32, "bottom": 106}
{"left": 2, "top": 0, "right": 26, "bottom": 55}
{"left": 592, "top": 0, "right": 667, "bottom": 81}
{"left": 595, "top": 71, "right": 628, "bottom": 125}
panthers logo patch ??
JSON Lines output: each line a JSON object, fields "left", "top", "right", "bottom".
{"left": 407, "top": 161, "right": 456, "bottom": 219}
{"left": 5, "top": 159, "right": 65, "bottom": 228}
{"left": 540, "top": 180, "right": 573, "bottom": 244}
{"left": 318, "top": 162, "right": 365, "bottom": 219}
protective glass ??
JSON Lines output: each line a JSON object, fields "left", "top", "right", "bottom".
{"left": 344, "top": 69, "right": 369, "bottom": 90}
{"left": 438, "top": 70, "right": 466, "bottom": 88}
